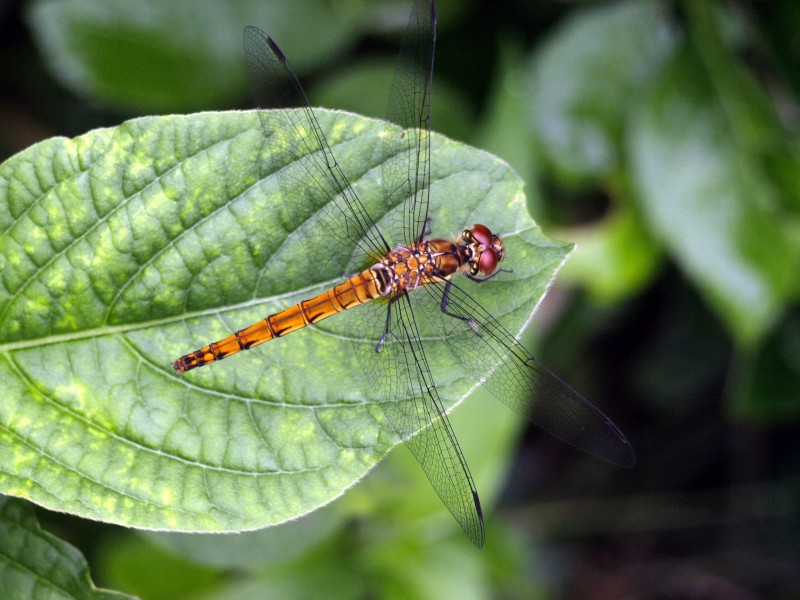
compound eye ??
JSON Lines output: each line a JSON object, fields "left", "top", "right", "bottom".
{"left": 479, "top": 249, "right": 498, "bottom": 275}
{"left": 469, "top": 224, "right": 493, "bottom": 247}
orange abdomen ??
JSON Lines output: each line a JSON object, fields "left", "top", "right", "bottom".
{"left": 172, "top": 269, "right": 382, "bottom": 372}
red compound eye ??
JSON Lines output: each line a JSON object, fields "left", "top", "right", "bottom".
{"left": 479, "top": 249, "right": 498, "bottom": 275}
{"left": 469, "top": 224, "right": 493, "bottom": 246}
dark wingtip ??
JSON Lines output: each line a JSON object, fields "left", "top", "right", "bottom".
{"left": 266, "top": 36, "right": 287, "bottom": 62}
{"left": 472, "top": 490, "right": 483, "bottom": 520}
{"left": 470, "top": 490, "right": 486, "bottom": 549}
{"left": 242, "top": 27, "right": 287, "bottom": 64}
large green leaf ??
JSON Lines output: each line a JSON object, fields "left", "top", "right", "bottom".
{"left": 558, "top": 203, "right": 662, "bottom": 303}
{"left": 0, "top": 496, "right": 133, "bottom": 599}
{"left": 0, "top": 110, "right": 568, "bottom": 532}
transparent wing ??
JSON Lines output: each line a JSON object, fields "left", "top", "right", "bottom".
{"left": 244, "top": 12, "right": 485, "bottom": 546}
{"left": 373, "top": 0, "right": 485, "bottom": 541}
{"left": 243, "top": 26, "right": 390, "bottom": 275}
{"left": 344, "top": 291, "right": 485, "bottom": 546}
{"left": 381, "top": 0, "right": 436, "bottom": 247}
{"left": 415, "top": 277, "right": 636, "bottom": 469}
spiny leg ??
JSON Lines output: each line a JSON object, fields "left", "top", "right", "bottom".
{"left": 441, "top": 279, "right": 480, "bottom": 335}
{"left": 464, "top": 267, "right": 513, "bottom": 283}
{"left": 376, "top": 295, "right": 401, "bottom": 352}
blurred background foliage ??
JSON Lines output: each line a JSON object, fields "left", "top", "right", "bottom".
{"left": 2, "top": 0, "right": 800, "bottom": 598}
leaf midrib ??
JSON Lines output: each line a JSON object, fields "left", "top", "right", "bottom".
{"left": 0, "top": 225, "right": 531, "bottom": 353}
{"left": 0, "top": 276, "right": 336, "bottom": 353}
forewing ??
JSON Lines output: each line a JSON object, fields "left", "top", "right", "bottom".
{"left": 415, "top": 278, "right": 636, "bottom": 469}
{"left": 243, "top": 26, "right": 390, "bottom": 275}
{"left": 381, "top": 0, "right": 436, "bottom": 247}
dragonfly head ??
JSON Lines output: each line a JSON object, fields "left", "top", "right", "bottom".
{"left": 459, "top": 224, "right": 504, "bottom": 277}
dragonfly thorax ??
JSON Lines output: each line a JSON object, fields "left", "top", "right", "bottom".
{"left": 372, "top": 240, "right": 456, "bottom": 296}
{"left": 369, "top": 224, "right": 505, "bottom": 298}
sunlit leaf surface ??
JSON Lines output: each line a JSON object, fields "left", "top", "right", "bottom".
{"left": 0, "top": 110, "right": 568, "bottom": 532}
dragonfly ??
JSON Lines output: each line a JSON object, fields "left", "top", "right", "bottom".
{"left": 172, "top": 0, "right": 635, "bottom": 548}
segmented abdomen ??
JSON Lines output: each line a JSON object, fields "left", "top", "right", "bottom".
{"left": 172, "top": 269, "right": 382, "bottom": 372}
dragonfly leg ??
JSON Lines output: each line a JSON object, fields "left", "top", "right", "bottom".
{"left": 441, "top": 280, "right": 480, "bottom": 336}
{"left": 464, "top": 267, "right": 513, "bottom": 283}
{"left": 376, "top": 295, "right": 399, "bottom": 352}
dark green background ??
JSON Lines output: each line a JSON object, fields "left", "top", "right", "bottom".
{"left": 1, "top": 0, "right": 799, "bottom": 598}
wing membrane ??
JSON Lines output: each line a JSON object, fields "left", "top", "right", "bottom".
{"left": 416, "top": 277, "right": 636, "bottom": 469}
{"left": 347, "top": 291, "right": 485, "bottom": 546}
{"left": 243, "top": 4, "right": 486, "bottom": 546}
{"left": 243, "top": 26, "right": 390, "bottom": 274}
{"left": 381, "top": 0, "right": 436, "bottom": 247}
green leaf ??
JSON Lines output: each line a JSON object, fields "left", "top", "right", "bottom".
{"left": 0, "top": 496, "right": 133, "bottom": 599}
{"left": 340, "top": 386, "right": 524, "bottom": 549}
{"left": 26, "top": 0, "right": 358, "bottom": 112}
{"left": 683, "top": 1, "right": 800, "bottom": 217}
{"left": 95, "top": 533, "right": 222, "bottom": 600}
{"left": 143, "top": 503, "right": 345, "bottom": 570}
{"left": 526, "top": 0, "right": 676, "bottom": 182}
{"left": 683, "top": 1, "right": 784, "bottom": 154}
{"left": 558, "top": 204, "right": 663, "bottom": 303}
{"left": 476, "top": 39, "right": 543, "bottom": 217}
{"left": 628, "top": 47, "right": 799, "bottom": 345}
{"left": 0, "top": 110, "right": 566, "bottom": 533}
